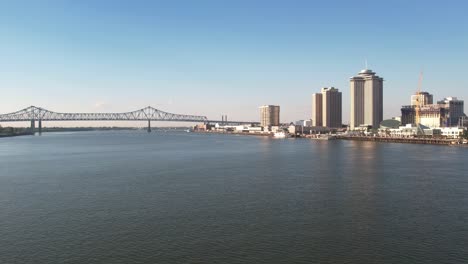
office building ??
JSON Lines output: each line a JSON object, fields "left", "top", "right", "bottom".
{"left": 437, "top": 97, "right": 465, "bottom": 126}
{"left": 321, "top": 87, "right": 342, "bottom": 128}
{"left": 259, "top": 105, "right": 280, "bottom": 127}
{"left": 350, "top": 69, "right": 384, "bottom": 129}
{"left": 311, "top": 93, "right": 323, "bottom": 126}
{"left": 312, "top": 87, "right": 342, "bottom": 128}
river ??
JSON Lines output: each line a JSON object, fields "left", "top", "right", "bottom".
{"left": 1, "top": 131, "right": 467, "bottom": 263}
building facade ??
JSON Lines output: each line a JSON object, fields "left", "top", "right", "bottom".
{"left": 350, "top": 69, "right": 384, "bottom": 129}
{"left": 312, "top": 87, "right": 342, "bottom": 128}
{"left": 437, "top": 97, "right": 465, "bottom": 126}
{"left": 402, "top": 95, "right": 465, "bottom": 128}
{"left": 401, "top": 104, "right": 448, "bottom": 128}
{"left": 411, "top": 91, "right": 433, "bottom": 106}
{"left": 311, "top": 93, "right": 323, "bottom": 126}
{"left": 259, "top": 105, "right": 280, "bottom": 127}
{"left": 321, "top": 87, "right": 342, "bottom": 128}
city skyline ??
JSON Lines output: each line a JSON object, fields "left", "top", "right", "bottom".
{"left": 1, "top": 1, "right": 468, "bottom": 126}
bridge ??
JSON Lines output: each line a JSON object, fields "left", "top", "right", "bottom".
{"left": 0, "top": 106, "right": 259, "bottom": 133}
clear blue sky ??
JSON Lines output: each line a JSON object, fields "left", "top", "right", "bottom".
{"left": 1, "top": 0, "right": 467, "bottom": 126}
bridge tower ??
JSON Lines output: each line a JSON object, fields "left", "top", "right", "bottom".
{"left": 147, "top": 120, "right": 151, "bottom": 133}
{"left": 30, "top": 119, "right": 35, "bottom": 132}
{"left": 29, "top": 119, "right": 42, "bottom": 134}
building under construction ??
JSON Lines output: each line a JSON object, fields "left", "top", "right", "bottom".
{"left": 401, "top": 92, "right": 465, "bottom": 128}
{"left": 401, "top": 104, "right": 449, "bottom": 128}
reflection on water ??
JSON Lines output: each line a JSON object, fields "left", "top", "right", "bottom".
{"left": 0, "top": 131, "right": 467, "bottom": 264}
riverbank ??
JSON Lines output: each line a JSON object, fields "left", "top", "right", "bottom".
{"left": 194, "top": 130, "right": 272, "bottom": 137}
{"left": 0, "top": 131, "right": 34, "bottom": 138}
{"left": 337, "top": 135, "right": 457, "bottom": 145}
{"left": 194, "top": 130, "right": 468, "bottom": 146}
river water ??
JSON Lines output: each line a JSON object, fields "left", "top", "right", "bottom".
{"left": 1, "top": 131, "right": 467, "bottom": 263}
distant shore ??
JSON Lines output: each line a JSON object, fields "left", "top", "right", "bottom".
{"left": 0, "top": 131, "right": 34, "bottom": 138}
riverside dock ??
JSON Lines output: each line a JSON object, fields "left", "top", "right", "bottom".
{"left": 337, "top": 135, "right": 457, "bottom": 145}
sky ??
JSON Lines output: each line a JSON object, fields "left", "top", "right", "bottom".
{"left": 1, "top": 0, "right": 468, "bottom": 126}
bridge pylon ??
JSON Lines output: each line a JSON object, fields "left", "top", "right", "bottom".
{"left": 30, "top": 119, "right": 35, "bottom": 132}
{"left": 147, "top": 120, "right": 151, "bottom": 133}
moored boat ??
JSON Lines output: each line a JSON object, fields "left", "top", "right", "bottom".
{"left": 273, "top": 131, "right": 289, "bottom": 138}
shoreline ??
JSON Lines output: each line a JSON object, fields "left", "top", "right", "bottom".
{"left": 0, "top": 131, "right": 34, "bottom": 138}
{"left": 194, "top": 130, "right": 467, "bottom": 146}
{"left": 337, "top": 135, "right": 456, "bottom": 146}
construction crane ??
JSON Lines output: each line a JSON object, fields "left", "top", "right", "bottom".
{"left": 414, "top": 71, "right": 424, "bottom": 125}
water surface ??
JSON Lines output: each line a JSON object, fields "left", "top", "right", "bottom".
{"left": 1, "top": 131, "right": 467, "bottom": 263}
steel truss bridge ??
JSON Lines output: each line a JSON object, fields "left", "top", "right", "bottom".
{"left": 0, "top": 106, "right": 258, "bottom": 132}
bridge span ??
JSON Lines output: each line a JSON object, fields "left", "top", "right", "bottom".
{"left": 0, "top": 106, "right": 258, "bottom": 133}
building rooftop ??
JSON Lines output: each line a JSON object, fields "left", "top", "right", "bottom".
{"left": 359, "top": 69, "right": 374, "bottom": 74}
{"left": 350, "top": 68, "right": 383, "bottom": 80}
{"left": 321, "top": 87, "right": 339, "bottom": 92}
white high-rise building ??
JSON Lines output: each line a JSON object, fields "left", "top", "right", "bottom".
{"left": 259, "top": 105, "right": 280, "bottom": 127}
{"left": 350, "top": 69, "right": 384, "bottom": 129}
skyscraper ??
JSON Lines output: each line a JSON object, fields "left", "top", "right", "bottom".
{"left": 350, "top": 69, "right": 384, "bottom": 129}
{"left": 312, "top": 87, "right": 342, "bottom": 128}
{"left": 321, "top": 87, "right": 342, "bottom": 128}
{"left": 311, "top": 93, "right": 323, "bottom": 126}
{"left": 259, "top": 105, "right": 280, "bottom": 127}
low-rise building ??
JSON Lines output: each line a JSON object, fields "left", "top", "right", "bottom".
{"left": 440, "top": 127, "right": 465, "bottom": 139}
{"left": 295, "top": 119, "right": 312, "bottom": 127}
{"left": 194, "top": 123, "right": 215, "bottom": 131}
{"left": 378, "top": 124, "right": 466, "bottom": 138}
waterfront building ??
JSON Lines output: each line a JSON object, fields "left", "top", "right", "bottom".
{"left": 378, "top": 124, "right": 466, "bottom": 139}
{"left": 312, "top": 93, "right": 323, "bottom": 126}
{"left": 295, "top": 119, "right": 312, "bottom": 127}
{"left": 402, "top": 96, "right": 465, "bottom": 128}
{"left": 312, "top": 87, "right": 342, "bottom": 128}
{"left": 350, "top": 69, "right": 384, "bottom": 129}
{"left": 259, "top": 105, "right": 280, "bottom": 127}
{"left": 411, "top": 91, "right": 433, "bottom": 106}
{"left": 437, "top": 97, "right": 465, "bottom": 126}
{"left": 288, "top": 125, "right": 331, "bottom": 135}
{"left": 401, "top": 104, "right": 448, "bottom": 128}
{"left": 380, "top": 119, "right": 401, "bottom": 129}
{"left": 321, "top": 87, "right": 342, "bottom": 128}
{"left": 378, "top": 124, "right": 441, "bottom": 137}
{"left": 440, "top": 127, "right": 465, "bottom": 138}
